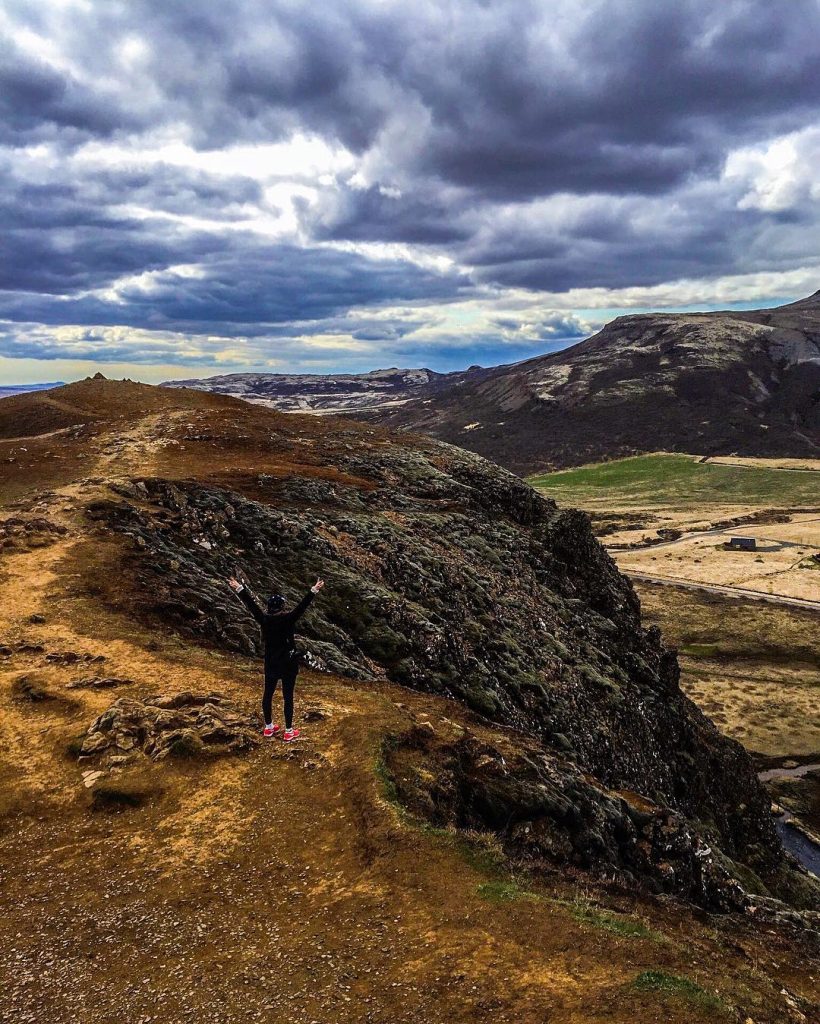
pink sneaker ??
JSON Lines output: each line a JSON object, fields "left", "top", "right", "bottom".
{"left": 263, "top": 724, "right": 281, "bottom": 738}
{"left": 282, "top": 728, "right": 300, "bottom": 743}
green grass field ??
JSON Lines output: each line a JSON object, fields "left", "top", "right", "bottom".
{"left": 529, "top": 454, "right": 820, "bottom": 508}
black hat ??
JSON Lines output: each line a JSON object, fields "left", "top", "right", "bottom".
{"left": 267, "top": 593, "right": 286, "bottom": 613}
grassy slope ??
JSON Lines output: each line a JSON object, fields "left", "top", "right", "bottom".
{"left": 529, "top": 453, "right": 820, "bottom": 508}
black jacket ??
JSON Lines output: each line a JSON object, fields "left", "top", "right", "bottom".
{"left": 237, "top": 586, "right": 314, "bottom": 668}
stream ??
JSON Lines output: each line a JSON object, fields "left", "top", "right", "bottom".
{"left": 757, "top": 763, "right": 820, "bottom": 877}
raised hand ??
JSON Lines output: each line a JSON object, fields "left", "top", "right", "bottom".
{"left": 228, "top": 577, "right": 243, "bottom": 592}
{"left": 311, "top": 578, "right": 325, "bottom": 594}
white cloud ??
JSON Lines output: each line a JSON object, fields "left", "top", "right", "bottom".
{"left": 725, "top": 126, "right": 820, "bottom": 212}
{"left": 509, "top": 266, "right": 820, "bottom": 312}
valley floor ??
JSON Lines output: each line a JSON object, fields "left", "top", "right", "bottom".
{"left": 535, "top": 452, "right": 820, "bottom": 895}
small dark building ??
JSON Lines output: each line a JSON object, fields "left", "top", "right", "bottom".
{"left": 727, "top": 536, "right": 756, "bottom": 551}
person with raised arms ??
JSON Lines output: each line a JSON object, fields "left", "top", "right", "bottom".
{"left": 228, "top": 574, "right": 324, "bottom": 742}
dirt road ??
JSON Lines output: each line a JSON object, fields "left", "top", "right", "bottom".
{"left": 626, "top": 571, "right": 820, "bottom": 612}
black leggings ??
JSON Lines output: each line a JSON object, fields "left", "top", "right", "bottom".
{"left": 263, "top": 663, "right": 298, "bottom": 729}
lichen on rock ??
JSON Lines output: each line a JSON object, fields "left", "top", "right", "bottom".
{"left": 79, "top": 693, "right": 261, "bottom": 765}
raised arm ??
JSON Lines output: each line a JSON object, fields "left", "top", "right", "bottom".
{"left": 288, "top": 591, "right": 314, "bottom": 624}
{"left": 288, "top": 578, "right": 324, "bottom": 624}
{"left": 228, "top": 577, "right": 265, "bottom": 624}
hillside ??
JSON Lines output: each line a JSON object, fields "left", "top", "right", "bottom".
{"left": 369, "top": 292, "right": 820, "bottom": 473}
{"left": 162, "top": 366, "right": 488, "bottom": 415}
{"left": 0, "top": 382, "right": 64, "bottom": 400}
{"left": 1, "top": 378, "right": 819, "bottom": 1023}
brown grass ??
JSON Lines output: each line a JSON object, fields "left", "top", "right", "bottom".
{"left": 637, "top": 584, "right": 820, "bottom": 758}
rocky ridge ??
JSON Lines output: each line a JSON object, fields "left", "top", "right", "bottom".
{"left": 162, "top": 366, "right": 483, "bottom": 415}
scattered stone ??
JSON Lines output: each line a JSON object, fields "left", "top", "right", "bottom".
{"left": 11, "top": 673, "right": 51, "bottom": 702}
{"left": 67, "top": 676, "right": 135, "bottom": 690}
{"left": 0, "top": 516, "right": 67, "bottom": 552}
{"left": 46, "top": 651, "right": 106, "bottom": 665}
{"left": 79, "top": 693, "right": 260, "bottom": 765}
{"left": 150, "top": 691, "right": 225, "bottom": 710}
{"left": 28, "top": 614, "right": 46, "bottom": 624}
{"left": 81, "top": 770, "right": 105, "bottom": 788}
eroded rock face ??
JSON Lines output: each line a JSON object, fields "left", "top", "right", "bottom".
{"left": 385, "top": 724, "right": 748, "bottom": 911}
{"left": 80, "top": 693, "right": 260, "bottom": 764}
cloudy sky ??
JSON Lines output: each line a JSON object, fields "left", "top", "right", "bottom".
{"left": 2, "top": 0, "right": 820, "bottom": 384}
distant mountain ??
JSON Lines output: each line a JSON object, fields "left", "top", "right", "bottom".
{"left": 161, "top": 293, "right": 820, "bottom": 475}
{"left": 368, "top": 292, "right": 820, "bottom": 474}
{"left": 162, "top": 366, "right": 490, "bottom": 414}
{"left": 0, "top": 382, "right": 64, "bottom": 400}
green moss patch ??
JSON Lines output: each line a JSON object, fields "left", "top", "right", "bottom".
{"left": 632, "top": 970, "right": 730, "bottom": 1014}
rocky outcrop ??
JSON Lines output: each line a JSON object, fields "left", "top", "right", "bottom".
{"left": 84, "top": 440, "right": 791, "bottom": 901}
{"left": 0, "top": 516, "right": 67, "bottom": 552}
{"left": 79, "top": 693, "right": 261, "bottom": 764}
{"left": 385, "top": 723, "right": 749, "bottom": 911}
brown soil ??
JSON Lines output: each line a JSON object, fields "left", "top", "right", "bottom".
{"left": 1, "top": 380, "right": 818, "bottom": 1024}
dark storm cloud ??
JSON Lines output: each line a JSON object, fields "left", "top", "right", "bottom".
{"left": 0, "top": 157, "right": 262, "bottom": 234}
{"left": 0, "top": 42, "right": 138, "bottom": 145}
{"left": 1, "top": 0, "right": 820, "bottom": 370}
{"left": 91, "top": 165, "right": 264, "bottom": 217}
{"left": 410, "top": 1, "right": 820, "bottom": 200}
{"left": 0, "top": 157, "right": 265, "bottom": 293}
{"left": 0, "top": 227, "right": 183, "bottom": 294}
{"left": 8, "top": 1, "right": 820, "bottom": 190}
{"left": 0, "top": 241, "right": 471, "bottom": 334}
{"left": 465, "top": 190, "right": 820, "bottom": 292}
{"left": 0, "top": 197, "right": 223, "bottom": 294}
{"left": 310, "top": 184, "right": 470, "bottom": 245}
